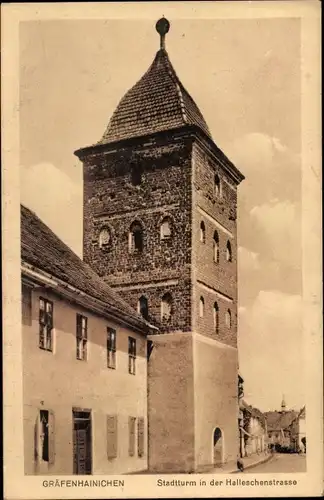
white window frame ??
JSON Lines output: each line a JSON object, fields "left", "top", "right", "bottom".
{"left": 76, "top": 314, "right": 88, "bottom": 361}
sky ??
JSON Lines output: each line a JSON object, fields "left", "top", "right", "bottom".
{"left": 19, "top": 17, "right": 304, "bottom": 412}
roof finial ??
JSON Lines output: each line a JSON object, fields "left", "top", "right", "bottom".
{"left": 281, "top": 394, "right": 286, "bottom": 412}
{"left": 156, "top": 17, "right": 170, "bottom": 50}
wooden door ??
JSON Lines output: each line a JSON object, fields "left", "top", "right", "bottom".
{"left": 73, "top": 411, "right": 92, "bottom": 475}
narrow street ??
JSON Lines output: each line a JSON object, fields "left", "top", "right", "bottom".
{"left": 245, "top": 453, "right": 306, "bottom": 473}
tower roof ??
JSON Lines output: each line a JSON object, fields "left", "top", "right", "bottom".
{"left": 98, "top": 20, "right": 212, "bottom": 145}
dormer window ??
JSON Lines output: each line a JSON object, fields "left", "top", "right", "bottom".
{"left": 129, "top": 221, "right": 144, "bottom": 253}
{"left": 160, "top": 217, "right": 172, "bottom": 240}
{"left": 99, "top": 228, "right": 111, "bottom": 249}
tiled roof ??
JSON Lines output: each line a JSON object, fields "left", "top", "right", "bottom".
{"left": 240, "top": 400, "right": 266, "bottom": 422}
{"left": 98, "top": 48, "right": 212, "bottom": 145}
{"left": 21, "top": 205, "right": 150, "bottom": 333}
{"left": 265, "top": 411, "right": 298, "bottom": 431}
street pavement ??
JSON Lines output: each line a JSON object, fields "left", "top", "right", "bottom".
{"left": 244, "top": 453, "right": 306, "bottom": 473}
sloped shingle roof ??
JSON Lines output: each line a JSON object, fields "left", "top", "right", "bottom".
{"left": 265, "top": 411, "right": 298, "bottom": 431}
{"left": 99, "top": 48, "right": 212, "bottom": 145}
{"left": 240, "top": 400, "right": 266, "bottom": 422}
{"left": 21, "top": 205, "right": 149, "bottom": 333}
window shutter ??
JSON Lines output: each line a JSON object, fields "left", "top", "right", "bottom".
{"left": 107, "top": 415, "right": 118, "bottom": 459}
{"left": 128, "top": 417, "right": 135, "bottom": 457}
{"left": 48, "top": 410, "right": 55, "bottom": 465}
{"left": 137, "top": 417, "right": 145, "bottom": 457}
{"left": 34, "top": 413, "right": 40, "bottom": 462}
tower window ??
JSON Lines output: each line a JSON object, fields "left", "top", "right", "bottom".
{"left": 138, "top": 296, "right": 149, "bottom": 320}
{"left": 160, "top": 217, "right": 172, "bottom": 240}
{"left": 200, "top": 221, "right": 206, "bottom": 243}
{"left": 161, "top": 293, "right": 172, "bottom": 321}
{"left": 225, "top": 309, "right": 231, "bottom": 328}
{"left": 214, "top": 174, "right": 221, "bottom": 197}
{"left": 99, "top": 228, "right": 111, "bottom": 249}
{"left": 129, "top": 221, "right": 144, "bottom": 253}
{"left": 131, "top": 166, "right": 142, "bottom": 186}
{"left": 213, "top": 302, "right": 219, "bottom": 334}
{"left": 199, "top": 296, "right": 205, "bottom": 318}
{"left": 213, "top": 231, "right": 219, "bottom": 263}
{"left": 226, "top": 241, "right": 232, "bottom": 262}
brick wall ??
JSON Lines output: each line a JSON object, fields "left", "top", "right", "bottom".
{"left": 82, "top": 132, "right": 194, "bottom": 334}
{"left": 192, "top": 142, "right": 238, "bottom": 347}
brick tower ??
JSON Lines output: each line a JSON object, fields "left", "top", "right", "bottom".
{"left": 75, "top": 18, "right": 244, "bottom": 473}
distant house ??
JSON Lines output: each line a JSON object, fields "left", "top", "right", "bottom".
{"left": 239, "top": 400, "right": 267, "bottom": 457}
{"left": 289, "top": 406, "right": 306, "bottom": 453}
{"left": 21, "top": 205, "right": 152, "bottom": 475}
{"left": 265, "top": 401, "right": 306, "bottom": 452}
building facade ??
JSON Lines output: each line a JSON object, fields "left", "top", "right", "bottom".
{"left": 21, "top": 205, "right": 150, "bottom": 475}
{"left": 75, "top": 18, "right": 244, "bottom": 472}
{"left": 239, "top": 400, "right": 267, "bottom": 457}
{"left": 265, "top": 399, "right": 305, "bottom": 452}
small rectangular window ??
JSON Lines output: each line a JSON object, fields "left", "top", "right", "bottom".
{"left": 39, "top": 298, "right": 53, "bottom": 351}
{"left": 128, "top": 417, "right": 136, "bottom": 457}
{"left": 76, "top": 314, "right": 88, "bottom": 360}
{"left": 128, "top": 337, "right": 136, "bottom": 375}
{"left": 107, "top": 328, "right": 116, "bottom": 369}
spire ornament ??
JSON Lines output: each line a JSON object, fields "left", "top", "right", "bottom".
{"left": 156, "top": 17, "right": 170, "bottom": 50}
{"left": 281, "top": 395, "right": 286, "bottom": 412}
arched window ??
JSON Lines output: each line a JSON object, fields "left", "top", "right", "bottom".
{"left": 200, "top": 221, "right": 206, "bottom": 243}
{"left": 225, "top": 309, "right": 231, "bottom": 328}
{"left": 161, "top": 293, "right": 172, "bottom": 321}
{"left": 199, "top": 296, "right": 205, "bottom": 318}
{"left": 213, "top": 302, "right": 219, "bottom": 334}
{"left": 213, "top": 231, "right": 219, "bottom": 263}
{"left": 131, "top": 165, "right": 142, "bottom": 186}
{"left": 214, "top": 174, "right": 221, "bottom": 197}
{"left": 226, "top": 241, "right": 232, "bottom": 262}
{"left": 129, "top": 221, "right": 144, "bottom": 253}
{"left": 160, "top": 217, "right": 172, "bottom": 240}
{"left": 138, "top": 296, "right": 148, "bottom": 320}
{"left": 99, "top": 228, "right": 111, "bottom": 249}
